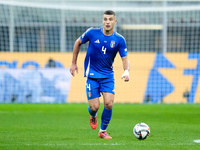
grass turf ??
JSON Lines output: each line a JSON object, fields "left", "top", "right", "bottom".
{"left": 0, "top": 103, "right": 200, "bottom": 150}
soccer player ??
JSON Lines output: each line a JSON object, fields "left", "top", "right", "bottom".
{"left": 70, "top": 10, "right": 129, "bottom": 139}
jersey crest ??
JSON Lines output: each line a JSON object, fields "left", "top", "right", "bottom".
{"left": 110, "top": 40, "right": 115, "bottom": 48}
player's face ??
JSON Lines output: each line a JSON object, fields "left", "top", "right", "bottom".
{"left": 102, "top": 14, "right": 117, "bottom": 33}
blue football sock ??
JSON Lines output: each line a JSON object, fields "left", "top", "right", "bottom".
{"left": 88, "top": 106, "right": 97, "bottom": 118}
{"left": 100, "top": 107, "right": 112, "bottom": 131}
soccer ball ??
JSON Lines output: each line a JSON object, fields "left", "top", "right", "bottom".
{"left": 133, "top": 122, "right": 150, "bottom": 140}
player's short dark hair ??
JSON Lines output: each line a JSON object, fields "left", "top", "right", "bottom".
{"left": 104, "top": 10, "right": 116, "bottom": 16}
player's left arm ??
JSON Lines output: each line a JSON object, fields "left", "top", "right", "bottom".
{"left": 121, "top": 56, "right": 130, "bottom": 82}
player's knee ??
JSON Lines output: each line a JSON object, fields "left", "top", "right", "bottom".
{"left": 90, "top": 104, "right": 99, "bottom": 112}
{"left": 104, "top": 101, "right": 113, "bottom": 110}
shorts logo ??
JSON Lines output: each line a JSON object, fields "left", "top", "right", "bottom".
{"left": 110, "top": 40, "right": 115, "bottom": 48}
{"left": 88, "top": 92, "right": 91, "bottom": 97}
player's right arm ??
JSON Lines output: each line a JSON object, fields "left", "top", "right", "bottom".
{"left": 70, "top": 37, "right": 82, "bottom": 76}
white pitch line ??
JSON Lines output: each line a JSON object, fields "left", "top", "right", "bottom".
{"left": 81, "top": 143, "right": 125, "bottom": 146}
{"left": 1, "top": 141, "right": 198, "bottom": 146}
{"left": 194, "top": 139, "right": 200, "bottom": 143}
{"left": 0, "top": 143, "right": 125, "bottom": 146}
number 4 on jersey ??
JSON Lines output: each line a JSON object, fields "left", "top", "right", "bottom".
{"left": 102, "top": 46, "right": 107, "bottom": 54}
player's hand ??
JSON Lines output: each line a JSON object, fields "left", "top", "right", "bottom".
{"left": 70, "top": 63, "right": 78, "bottom": 76}
{"left": 121, "top": 70, "right": 129, "bottom": 82}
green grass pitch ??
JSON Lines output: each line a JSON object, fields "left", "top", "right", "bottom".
{"left": 0, "top": 103, "right": 200, "bottom": 150}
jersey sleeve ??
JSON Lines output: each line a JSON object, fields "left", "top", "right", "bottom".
{"left": 80, "top": 28, "right": 91, "bottom": 44}
{"left": 118, "top": 37, "right": 128, "bottom": 57}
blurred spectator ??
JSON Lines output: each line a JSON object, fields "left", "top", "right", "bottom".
{"left": 183, "top": 89, "right": 190, "bottom": 102}
{"left": 46, "top": 58, "right": 56, "bottom": 68}
{"left": 143, "top": 95, "right": 151, "bottom": 104}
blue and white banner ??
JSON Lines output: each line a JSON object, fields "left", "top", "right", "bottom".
{"left": 0, "top": 69, "right": 71, "bottom": 103}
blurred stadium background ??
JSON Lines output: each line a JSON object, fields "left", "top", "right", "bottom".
{"left": 0, "top": 0, "right": 200, "bottom": 103}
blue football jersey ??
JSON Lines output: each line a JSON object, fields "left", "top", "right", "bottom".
{"left": 80, "top": 27, "right": 128, "bottom": 78}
